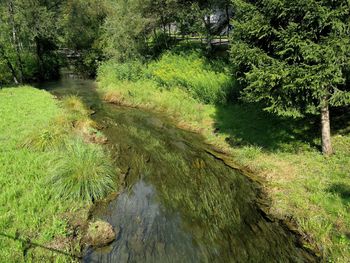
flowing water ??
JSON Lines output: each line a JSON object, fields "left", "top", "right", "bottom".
{"left": 40, "top": 76, "right": 317, "bottom": 263}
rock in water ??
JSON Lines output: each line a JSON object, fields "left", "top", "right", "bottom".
{"left": 85, "top": 220, "right": 117, "bottom": 247}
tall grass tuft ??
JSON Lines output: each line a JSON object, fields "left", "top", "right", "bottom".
{"left": 21, "top": 115, "right": 73, "bottom": 151}
{"left": 61, "top": 95, "right": 90, "bottom": 118}
{"left": 49, "top": 139, "right": 118, "bottom": 202}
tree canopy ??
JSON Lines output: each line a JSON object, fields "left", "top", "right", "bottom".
{"left": 230, "top": 0, "right": 350, "bottom": 155}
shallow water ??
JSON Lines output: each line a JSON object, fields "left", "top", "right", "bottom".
{"left": 41, "top": 77, "right": 316, "bottom": 263}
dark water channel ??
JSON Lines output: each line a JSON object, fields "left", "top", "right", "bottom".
{"left": 40, "top": 77, "right": 317, "bottom": 263}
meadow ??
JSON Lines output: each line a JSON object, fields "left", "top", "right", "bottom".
{"left": 0, "top": 87, "right": 117, "bottom": 261}
{"left": 97, "top": 50, "right": 350, "bottom": 262}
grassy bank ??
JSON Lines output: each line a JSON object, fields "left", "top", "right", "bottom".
{"left": 0, "top": 87, "right": 117, "bottom": 262}
{"left": 97, "top": 51, "right": 350, "bottom": 262}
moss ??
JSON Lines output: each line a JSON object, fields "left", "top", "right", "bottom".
{"left": 85, "top": 220, "right": 116, "bottom": 247}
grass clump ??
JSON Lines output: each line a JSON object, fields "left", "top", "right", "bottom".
{"left": 21, "top": 119, "right": 70, "bottom": 151}
{"left": 50, "top": 140, "right": 117, "bottom": 202}
{"left": 61, "top": 95, "right": 91, "bottom": 118}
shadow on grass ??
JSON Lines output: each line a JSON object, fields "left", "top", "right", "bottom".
{"left": 0, "top": 232, "right": 81, "bottom": 260}
{"left": 332, "top": 106, "right": 350, "bottom": 135}
{"left": 34, "top": 76, "right": 103, "bottom": 113}
{"left": 213, "top": 103, "right": 350, "bottom": 153}
{"left": 327, "top": 183, "right": 350, "bottom": 205}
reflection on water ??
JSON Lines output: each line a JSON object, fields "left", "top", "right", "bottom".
{"left": 41, "top": 76, "right": 316, "bottom": 263}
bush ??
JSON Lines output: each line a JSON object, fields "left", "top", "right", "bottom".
{"left": 49, "top": 139, "right": 117, "bottom": 202}
{"left": 97, "top": 59, "right": 144, "bottom": 84}
{"left": 145, "top": 51, "right": 234, "bottom": 104}
{"left": 98, "top": 51, "right": 237, "bottom": 105}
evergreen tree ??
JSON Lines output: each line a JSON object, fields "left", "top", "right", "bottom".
{"left": 230, "top": 0, "right": 350, "bottom": 155}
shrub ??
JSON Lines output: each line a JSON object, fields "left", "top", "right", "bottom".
{"left": 145, "top": 51, "right": 233, "bottom": 104}
{"left": 97, "top": 59, "right": 144, "bottom": 84}
{"left": 49, "top": 140, "right": 118, "bottom": 202}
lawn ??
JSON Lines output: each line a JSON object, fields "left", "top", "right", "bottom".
{"left": 0, "top": 87, "right": 115, "bottom": 262}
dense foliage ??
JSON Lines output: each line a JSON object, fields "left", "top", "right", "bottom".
{"left": 0, "top": 0, "right": 61, "bottom": 84}
{"left": 230, "top": 0, "right": 350, "bottom": 154}
{"left": 0, "top": 0, "right": 233, "bottom": 83}
{"left": 98, "top": 50, "right": 234, "bottom": 104}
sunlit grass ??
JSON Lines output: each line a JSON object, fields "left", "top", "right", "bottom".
{"left": 98, "top": 50, "right": 235, "bottom": 105}
{"left": 145, "top": 51, "right": 233, "bottom": 104}
{"left": 50, "top": 139, "right": 118, "bottom": 202}
{"left": 0, "top": 87, "right": 117, "bottom": 261}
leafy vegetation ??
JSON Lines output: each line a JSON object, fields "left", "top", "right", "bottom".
{"left": 0, "top": 1, "right": 61, "bottom": 84}
{"left": 98, "top": 50, "right": 235, "bottom": 105}
{"left": 146, "top": 51, "right": 233, "bottom": 104}
{"left": 230, "top": 0, "right": 350, "bottom": 155}
{"left": 0, "top": 87, "right": 117, "bottom": 261}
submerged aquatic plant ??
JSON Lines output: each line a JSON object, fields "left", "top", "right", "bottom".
{"left": 50, "top": 139, "right": 118, "bottom": 202}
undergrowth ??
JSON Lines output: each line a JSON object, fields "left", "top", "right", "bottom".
{"left": 98, "top": 50, "right": 235, "bottom": 104}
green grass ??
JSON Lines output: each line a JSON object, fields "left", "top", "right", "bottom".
{"left": 50, "top": 139, "right": 117, "bottom": 202}
{"left": 98, "top": 50, "right": 235, "bottom": 105}
{"left": 97, "top": 52, "right": 350, "bottom": 262}
{"left": 0, "top": 86, "right": 117, "bottom": 262}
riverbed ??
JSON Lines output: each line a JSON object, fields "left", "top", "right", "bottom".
{"left": 38, "top": 76, "right": 316, "bottom": 263}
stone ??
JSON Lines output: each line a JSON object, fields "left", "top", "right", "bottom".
{"left": 85, "top": 220, "right": 117, "bottom": 247}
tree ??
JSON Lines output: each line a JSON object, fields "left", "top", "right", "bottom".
{"left": 60, "top": 0, "right": 106, "bottom": 76}
{"left": 0, "top": 0, "right": 62, "bottom": 83}
{"left": 100, "top": 0, "right": 154, "bottom": 61}
{"left": 230, "top": 0, "right": 350, "bottom": 155}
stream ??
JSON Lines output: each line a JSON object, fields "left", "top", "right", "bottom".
{"left": 40, "top": 76, "right": 317, "bottom": 263}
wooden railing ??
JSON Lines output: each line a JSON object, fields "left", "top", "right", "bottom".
{"left": 148, "top": 34, "right": 230, "bottom": 46}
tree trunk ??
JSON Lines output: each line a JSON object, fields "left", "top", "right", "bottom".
{"left": 0, "top": 45, "right": 19, "bottom": 84}
{"left": 203, "top": 15, "right": 212, "bottom": 50}
{"left": 8, "top": 0, "right": 23, "bottom": 83}
{"left": 35, "top": 36, "right": 44, "bottom": 81}
{"left": 225, "top": 4, "right": 230, "bottom": 37}
{"left": 321, "top": 97, "right": 333, "bottom": 156}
